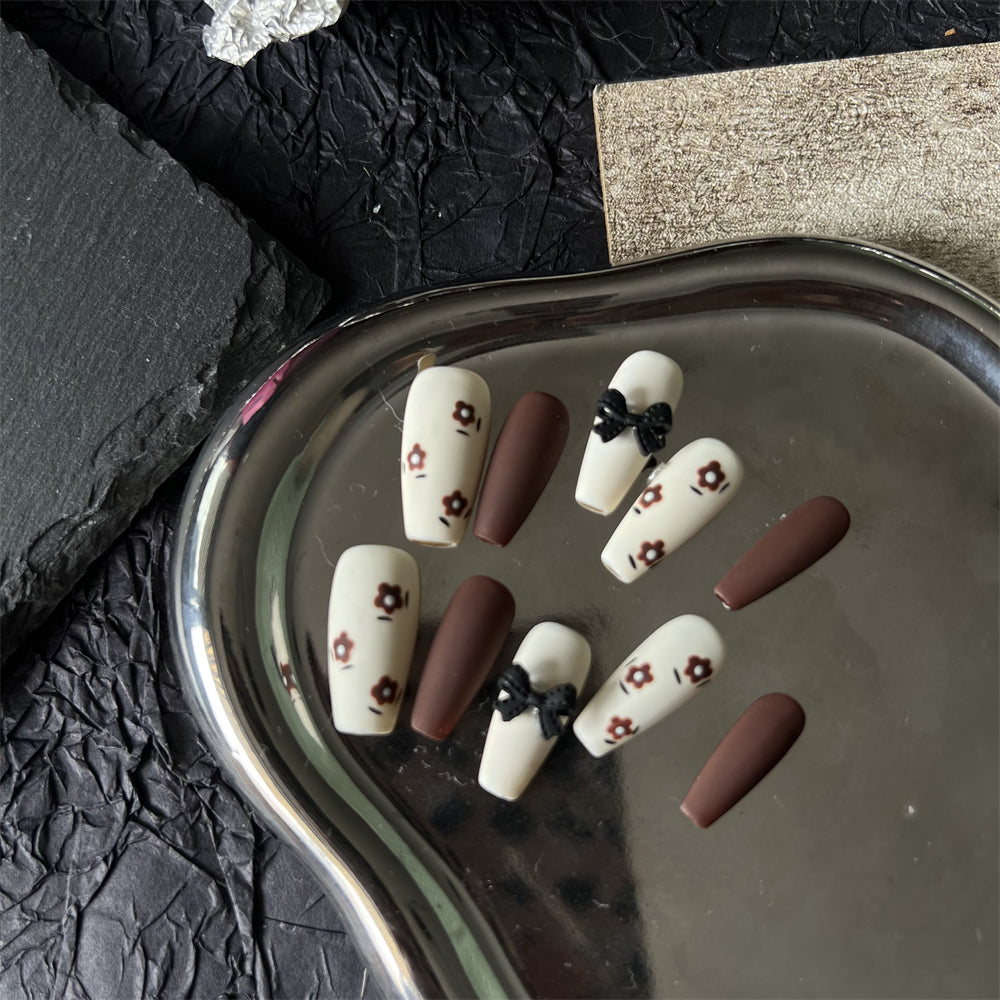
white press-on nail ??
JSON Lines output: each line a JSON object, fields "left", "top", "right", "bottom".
{"left": 601, "top": 437, "right": 743, "bottom": 583}
{"left": 575, "top": 351, "right": 683, "bottom": 515}
{"left": 328, "top": 545, "right": 420, "bottom": 735}
{"left": 573, "top": 614, "right": 725, "bottom": 757}
{"left": 400, "top": 366, "right": 491, "bottom": 547}
{"left": 478, "top": 622, "right": 591, "bottom": 800}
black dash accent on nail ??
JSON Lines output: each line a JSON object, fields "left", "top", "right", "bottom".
{"left": 456, "top": 429, "right": 470, "bottom": 436}
{"left": 633, "top": 725, "right": 641, "bottom": 734}
{"left": 416, "top": 474, "right": 426, "bottom": 479}
{"left": 604, "top": 739, "right": 615, "bottom": 745}
{"left": 377, "top": 615, "right": 392, "bottom": 622}
{"left": 633, "top": 507, "right": 641, "bottom": 515}
{"left": 464, "top": 509, "right": 472, "bottom": 518}
{"left": 628, "top": 554, "right": 636, "bottom": 569}
{"left": 340, "top": 663, "right": 354, "bottom": 670}
{"left": 697, "top": 678, "right": 712, "bottom": 687}
{"left": 404, "top": 591, "right": 410, "bottom": 607}
{"left": 619, "top": 681, "right": 628, "bottom": 695}
{"left": 690, "top": 486, "right": 703, "bottom": 495}
{"left": 439, "top": 516, "right": 450, "bottom": 526}
{"left": 719, "top": 482, "right": 731, "bottom": 493}
{"left": 673, "top": 668, "right": 681, "bottom": 685}
{"left": 476, "top": 418, "right": 482, "bottom": 431}
{"left": 369, "top": 706, "right": 383, "bottom": 715}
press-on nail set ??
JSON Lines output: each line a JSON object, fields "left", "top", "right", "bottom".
{"left": 322, "top": 351, "right": 849, "bottom": 823}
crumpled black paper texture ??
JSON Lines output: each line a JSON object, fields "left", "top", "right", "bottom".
{"left": 1, "top": 475, "right": 370, "bottom": 1000}
{"left": 7, "top": 1, "right": 994, "bottom": 309}
{"left": 2, "top": 1, "right": 996, "bottom": 997}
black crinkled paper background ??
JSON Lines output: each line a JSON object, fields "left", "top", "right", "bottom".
{"left": 2, "top": 3, "right": 997, "bottom": 997}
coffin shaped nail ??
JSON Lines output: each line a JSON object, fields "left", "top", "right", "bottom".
{"left": 715, "top": 496, "right": 850, "bottom": 610}
{"left": 411, "top": 575, "right": 515, "bottom": 741}
{"left": 400, "top": 365, "right": 491, "bottom": 547}
{"left": 681, "top": 693, "right": 805, "bottom": 828}
{"left": 573, "top": 614, "right": 724, "bottom": 757}
{"left": 575, "top": 351, "right": 684, "bottom": 516}
{"left": 478, "top": 622, "right": 590, "bottom": 800}
{"left": 328, "top": 545, "right": 420, "bottom": 736}
{"left": 602, "top": 437, "right": 743, "bottom": 583}
{"left": 474, "top": 391, "right": 570, "bottom": 547}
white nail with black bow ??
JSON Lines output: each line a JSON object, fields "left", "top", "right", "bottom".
{"left": 478, "top": 621, "right": 591, "bottom": 801}
{"left": 575, "top": 350, "right": 684, "bottom": 516}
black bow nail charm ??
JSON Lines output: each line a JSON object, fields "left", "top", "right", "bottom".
{"left": 495, "top": 662, "right": 578, "bottom": 740}
{"left": 593, "top": 388, "right": 674, "bottom": 457}
{"left": 479, "top": 623, "right": 591, "bottom": 800}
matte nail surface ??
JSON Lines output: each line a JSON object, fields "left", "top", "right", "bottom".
{"left": 602, "top": 437, "right": 743, "bottom": 583}
{"left": 573, "top": 614, "right": 724, "bottom": 757}
{"left": 715, "top": 496, "right": 850, "bottom": 609}
{"left": 327, "top": 545, "right": 420, "bottom": 735}
{"left": 681, "top": 692, "right": 806, "bottom": 828}
{"left": 479, "top": 622, "right": 590, "bottom": 800}
{"left": 411, "top": 575, "right": 515, "bottom": 741}
{"left": 474, "top": 391, "right": 570, "bottom": 546}
{"left": 400, "top": 365, "right": 491, "bottom": 547}
{"left": 575, "top": 351, "right": 683, "bottom": 515}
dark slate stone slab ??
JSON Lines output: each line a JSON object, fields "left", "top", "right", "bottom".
{"left": 0, "top": 24, "right": 328, "bottom": 657}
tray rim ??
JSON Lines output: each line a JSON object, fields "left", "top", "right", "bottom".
{"left": 170, "top": 235, "right": 1000, "bottom": 1000}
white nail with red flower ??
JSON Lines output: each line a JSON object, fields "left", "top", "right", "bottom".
{"left": 575, "top": 351, "right": 684, "bottom": 516}
{"left": 400, "top": 365, "right": 491, "bottom": 546}
{"left": 478, "top": 622, "right": 591, "bottom": 801}
{"left": 601, "top": 437, "right": 743, "bottom": 583}
{"left": 573, "top": 614, "right": 725, "bottom": 757}
{"left": 328, "top": 544, "right": 420, "bottom": 735}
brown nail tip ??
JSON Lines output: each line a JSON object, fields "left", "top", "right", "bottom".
{"left": 410, "top": 575, "right": 515, "bottom": 741}
{"left": 714, "top": 495, "right": 850, "bottom": 610}
{"left": 473, "top": 391, "right": 570, "bottom": 547}
{"left": 680, "top": 693, "right": 805, "bottom": 829}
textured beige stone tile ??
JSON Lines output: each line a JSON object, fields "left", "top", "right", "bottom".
{"left": 595, "top": 43, "right": 999, "bottom": 296}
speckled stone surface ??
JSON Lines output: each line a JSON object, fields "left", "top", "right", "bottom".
{"left": 0, "top": 25, "right": 327, "bottom": 657}
{"left": 595, "top": 43, "right": 1000, "bottom": 296}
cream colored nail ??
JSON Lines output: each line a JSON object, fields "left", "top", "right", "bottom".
{"left": 575, "top": 351, "right": 683, "bottom": 515}
{"left": 478, "top": 622, "right": 591, "bottom": 800}
{"left": 328, "top": 545, "right": 420, "bottom": 735}
{"left": 601, "top": 437, "right": 743, "bottom": 583}
{"left": 573, "top": 614, "right": 725, "bottom": 757}
{"left": 400, "top": 365, "right": 491, "bottom": 547}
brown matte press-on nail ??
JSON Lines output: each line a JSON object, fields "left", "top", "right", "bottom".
{"left": 411, "top": 575, "right": 515, "bottom": 741}
{"left": 474, "top": 391, "right": 570, "bottom": 546}
{"left": 681, "top": 693, "right": 805, "bottom": 829}
{"left": 715, "top": 495, "right": 850, "bottom": 610}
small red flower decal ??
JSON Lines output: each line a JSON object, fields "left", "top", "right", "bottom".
{"left": 639, "top": 485, "right": 662, "bottom": 508}
{"left": 331, "top": 631, "right": 353, "bottom": 663}
{"left": 406, "top": 443, "right": 426, "bottom": 470}
{"left": 607, "top": 716, "right": 635, "bottom": 740}
{"left": 374, "top": 583, "right": 404, "bottom": 614}
{"left": 371, "top": 675, "right": 399, "bottom": 705}
{"left": 697, "top": 461, "right": 726, "bottom": 491}
{"left": 625, "top": 663, "right": 654, "bottom": 689}
{"left": 442, "top": 490, "right": 468, "bottom": 517}
{"left": 637, "top": 540, "right": 665, "bottom": 566}
{"left": 453, "top": 401, "right": 476, "bottom": 426}
{"left": 684, "top": 656, "right": 713, "bottom": 684}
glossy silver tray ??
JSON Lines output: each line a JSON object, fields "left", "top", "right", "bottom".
{"left": 171, "top": 237, "right": 999, "bottom": 999}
